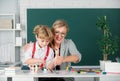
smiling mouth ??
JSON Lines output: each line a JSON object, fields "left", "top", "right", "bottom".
{"left": 56, "top": 38, "right": 62, "bottom": 41}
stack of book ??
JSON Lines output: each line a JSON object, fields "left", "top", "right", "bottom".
{"left": 0, "top": 19, "right": 12, "bottom": 29}
{"left": 4, "top": 67, "right": 20, "bottom": 75}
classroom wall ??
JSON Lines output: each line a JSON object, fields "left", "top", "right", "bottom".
{"left": 19, "top": 0, "right": 120, "bottom": 62}
{"left": 20, "top": 0, "right": 120, "bottom": 32}
{"left": 0, "top": 1, "right": 120, "bottom": 81}
{"left": 1, "top": 0, "right": 120, "bottom": 25}
{"left": 0, "top": 0, "right": 20, "bottom": 23}
{"left": 0, "top": 0, "right": 120, "bottom": 69}
{"left": 1, "top": 0, "right": 120, "bottom": 67}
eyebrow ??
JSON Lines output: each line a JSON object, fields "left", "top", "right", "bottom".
{"left": 55, "top": 31, "right": 66, "bottom": 33}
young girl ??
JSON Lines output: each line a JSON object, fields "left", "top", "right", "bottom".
{"left": 23, "top": 25, "right": 54, "bottom": 69}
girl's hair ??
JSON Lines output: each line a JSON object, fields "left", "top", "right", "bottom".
{"left": 51, "top": 19, "right": 69, "bottom": 33}
{"left": 33, "top": 25, "right": 53, "bottom": 42}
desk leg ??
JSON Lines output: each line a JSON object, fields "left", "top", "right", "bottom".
{"left": 34, "top": 77, "right": 38, "bottom": 81}
{"left": 7, "top": 77, "right": 12, "bottom": 81}
{"left": 94, "top": 77, "right": 99, "bottom": 81}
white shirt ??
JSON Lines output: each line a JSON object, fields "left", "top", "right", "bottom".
{"left": 23, "top": 42, "right": 54, "bottom": 66}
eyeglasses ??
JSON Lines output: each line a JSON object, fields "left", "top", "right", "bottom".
{"left": 54, "top": 31, "right": 66, "bottom": 37}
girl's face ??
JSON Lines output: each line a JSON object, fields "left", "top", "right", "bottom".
{"left": 36, "top": 36, "right": 49, "bottom": 48}
{"left": 54, "top": 26, "right": 67, "bottom": 44}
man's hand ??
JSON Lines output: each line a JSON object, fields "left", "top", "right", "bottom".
{"left": 53, "top": 49, "right": 63, "bottom": 66}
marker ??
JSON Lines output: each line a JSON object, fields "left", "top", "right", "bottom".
{"left": 107, "top": 72, "right": 120, "bottom": 74}
{"left": 102, "top": 72, "right": 107, "bottom": 74}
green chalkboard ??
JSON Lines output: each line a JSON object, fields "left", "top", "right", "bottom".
{"left": 27, "top": 9, "right": 120, "bottom": 66}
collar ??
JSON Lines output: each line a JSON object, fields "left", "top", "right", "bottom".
{"left": 35, "top": 41, "right": 47, "bottom": 51}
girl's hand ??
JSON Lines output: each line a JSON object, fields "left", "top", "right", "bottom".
{"left": 38, "top": 59, "right": 46, "bottom": 65}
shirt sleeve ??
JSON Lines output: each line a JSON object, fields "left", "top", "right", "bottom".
{"left": 22, "top": 45, "right": 33, "bottom": 64}
{"left": 68, "top": 39, "right": 82, "bottom": 62}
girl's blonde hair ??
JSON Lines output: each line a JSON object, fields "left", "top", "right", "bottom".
{"left": 33, "top": 25, "right": 53, "bottom": 42}
{"left": 51, "top": 19, "right": 69, "bottom": 33}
